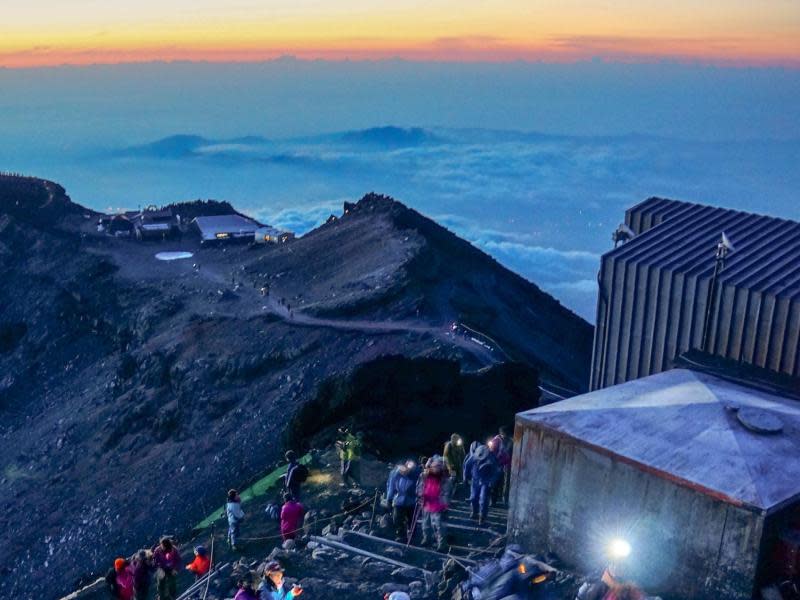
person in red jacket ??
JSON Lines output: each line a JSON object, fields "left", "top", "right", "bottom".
{"left": 280, "top": 492, "right": 305, "bottom": 541}
{"left": 186, "top": 545, "right": 210, "bottom": 579}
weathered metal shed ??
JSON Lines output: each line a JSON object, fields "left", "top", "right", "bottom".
{"left": 591, "top": 198, "right": 800, "bottom": 391}
{"left": 508, "top": 368, "right": 800, "bottom": 599}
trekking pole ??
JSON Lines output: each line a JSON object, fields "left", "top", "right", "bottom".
{"left": 406, "top": 501, "right": 422, "bottom": 548}
{"left": 368, "top": 490, "right": 379, "bottom": 533}
{"left": 201, "top": 528, "right": 215, "bottom": 600}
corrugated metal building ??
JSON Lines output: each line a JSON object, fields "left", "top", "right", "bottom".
{"left": 192, "top": 214, "right": 260, "bottom": 242}
{"left": 591, "top": 198, "right": 800, "bottom": 391}
{"left": 508, "top": 368, "right": 800, "bottom": 599}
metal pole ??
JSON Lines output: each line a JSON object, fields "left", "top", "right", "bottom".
{"left": 345, "top": 529, "right": 476, "bottom": 564}
{"left": 701, "top": 243, "right": 727, "bottom": 352}
{"left": 368, "top": 490, "right": 379, "bottom": 532}
{"left": 310, "top": 535, "right": 433, "bottom": 574}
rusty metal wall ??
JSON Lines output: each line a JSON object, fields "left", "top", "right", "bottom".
{"left": 507, "top": 419, "right": 765, "bottom": 599}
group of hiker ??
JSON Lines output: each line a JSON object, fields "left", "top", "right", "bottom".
{"left": 385, "top": 426, "right": 513, "bottom": 552}
{"left": 226, "top": 450, "right": 311, "bottom": 552}
{"left": 105, "top": 537, "right": 208, "bottom": 600}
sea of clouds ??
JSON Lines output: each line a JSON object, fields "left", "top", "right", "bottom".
{"left": 41, "top": 126, "right": 794, "bottom": 322}
{"left": 2, "top": 61, "right": 798, "bottom": 322}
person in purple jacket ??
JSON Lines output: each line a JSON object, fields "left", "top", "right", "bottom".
{"left": 234, "top": 576, "right": 260, "bottom": 600}
{"left": 131, "top": 550, "right": 153, "bottom": 600}
{"left": 151, "top": 537, "right": 182, "bottom": 600}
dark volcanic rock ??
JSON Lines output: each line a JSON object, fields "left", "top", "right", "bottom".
{"left": 0, "top": 176, "right": 592, "bottom": 599}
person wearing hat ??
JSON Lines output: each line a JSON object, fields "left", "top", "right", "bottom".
{"left": 186, "top": 545, "right": 211, "bottom": 579}
{"left": 226, "top": 488, "right": 246, "bottom": 550}
{"left": 386, "top": 460, "right": 419, "bottom": 542}
{"left": 490, "top": 426, "right": 513, "bottom": 506}
{"left": 151, "top": 537, "right": 181, "bottom": 600}
{"left": 105, "top": 558, "right": 134, "bottom": 600}
{"left": 258, "top": 561, "right": 303, "bottom": 600}
{"left": 131, "top": 550, "right": 153, "bottom": 600}
{"left": 443, "top": 433, "right": 466, "bottom": 484}
{"left": 416, "top": 455, "right": 453, "bottom": 551}
{"left": 463, "top": 443, "right": 500, "bottom": 526}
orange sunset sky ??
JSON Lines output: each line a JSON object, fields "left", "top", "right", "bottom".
{"left": 2, "top": 0, "right": 799, "bottom": 68}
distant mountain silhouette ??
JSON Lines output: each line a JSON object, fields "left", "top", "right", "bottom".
{"left": 336, "top": 126, "right": 441, "bottom": 147}
{"left": 118, "top": 134, "right": 270, "bottom": 158}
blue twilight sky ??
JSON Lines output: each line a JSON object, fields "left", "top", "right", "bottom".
{"left": 1, "top": 60, "right": 799, "bottom": 321}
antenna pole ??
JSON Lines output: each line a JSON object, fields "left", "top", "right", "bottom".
{"left": 700, "top": 238, "right": 730, "bottom": 352}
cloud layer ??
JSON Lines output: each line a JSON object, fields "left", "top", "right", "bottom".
{"left": 6, "top": 126, "right": 800, "bottom": 322}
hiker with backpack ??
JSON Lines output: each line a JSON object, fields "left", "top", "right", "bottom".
{"left": 105, "top": 558, "right": 134, "bottom": 600}
{"left": 463, "top": 442, "right": 501, "bottom": 526}
{"left": 386, "top": 460, "right": 420, "bottom": 542}
{"left": 151, "top": 537, "right": 181, "bottom": 600}
{"left": 489, "top": 427, "right": 513, "bottom": 505}
{"left": 226, "top": 488, "right": 245, "bottom": 551}
{"left": 283, "top": 451, "right": 309, "bottom": 499}
{"left": 417, "top": 455, "right": 453, "bottom": 551}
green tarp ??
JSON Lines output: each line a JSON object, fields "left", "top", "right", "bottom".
{"left": 194, "top": 453, "right": 311, "bottom": 531}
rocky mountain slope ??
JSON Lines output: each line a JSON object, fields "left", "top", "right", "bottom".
{"left": 0, "top": 174, "right": 592, "bottom": 598}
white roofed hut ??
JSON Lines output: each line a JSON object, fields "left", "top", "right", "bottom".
{"left": 192, "top": 214, "right": 261, "bottom": 244}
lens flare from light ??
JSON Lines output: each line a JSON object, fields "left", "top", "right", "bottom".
{"left": 609, "top": 538, "right": 631, "bottom": 559}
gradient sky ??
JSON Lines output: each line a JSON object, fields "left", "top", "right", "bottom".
{"left": 2, "top": 0, "right": 799, "bottom": 68}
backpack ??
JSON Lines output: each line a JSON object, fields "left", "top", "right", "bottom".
{"left": 265, "top": 503, "right": 280, "bottom": 521}
{"left": 291, "top": 463, "right": 309, "bottom": 484}
{"left": 474, "top": 446, "right": 497, "bottom": 480}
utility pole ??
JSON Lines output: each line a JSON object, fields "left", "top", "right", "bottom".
{"left": 700, "top": 232, "right": 735, "bottom": 352}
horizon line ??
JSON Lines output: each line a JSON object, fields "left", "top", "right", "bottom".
{"left": 2, "top": 54, "right": 800, "bottom": 71}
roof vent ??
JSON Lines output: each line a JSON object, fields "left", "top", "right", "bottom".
{"left": 737, "top": 407, "right": 784, "bottom": 435}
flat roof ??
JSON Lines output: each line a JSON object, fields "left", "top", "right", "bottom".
{"left": 518, "top": 368, "right": 800, "bottom": 513}
{"left": 193, "top": 214, "right": 259, "bottom": 239}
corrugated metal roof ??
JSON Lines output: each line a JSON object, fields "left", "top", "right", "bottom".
{"left": 620, "top": 198, "right": 800, "bottom": 300}
{"left": 591, "top": 198, "right": 800, "bottom": 389}
{"left": 518, "top": 368, "right": 800, "bottom": 512}
{"left": 193, "top": 215, "right": 259, "bottom": 240}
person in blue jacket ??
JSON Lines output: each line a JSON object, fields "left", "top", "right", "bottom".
{"left": 463, "top": 443, "right": 500, "bottom": 526}
{"left": 386, "top": 460, "right": 420, "bottom": 542}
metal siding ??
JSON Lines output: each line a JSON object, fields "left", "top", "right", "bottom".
{"left": 781, "top": 299, "right": 800, "bottom": 376}
{"left": 767, "top": 297, "right": 791, "bottom": 372}
{"left": 712, "top": 283, "right": 737, "bottom": 357}
{"left": 613, "top": 259, "right": 639, "bottom": 385}
{"left": 664, "top": 270, "right": 686, "bottom": 370}
{"left": 726, "top": 286, "right": 751, "bottom": 361}
{"left": 590, "top": 265, "right": 607, "bottom": 391}
{"left": 591, "top": 198, "right": 800, "bottom": 388}
{"left": 628, "top": 262, "right": 652, "bottom": 381}
{"left": 754, "top": 294, "right": 777, "bottom": 369}
{"left": 740, "top": 289, "right": 763, "bottom": 364}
